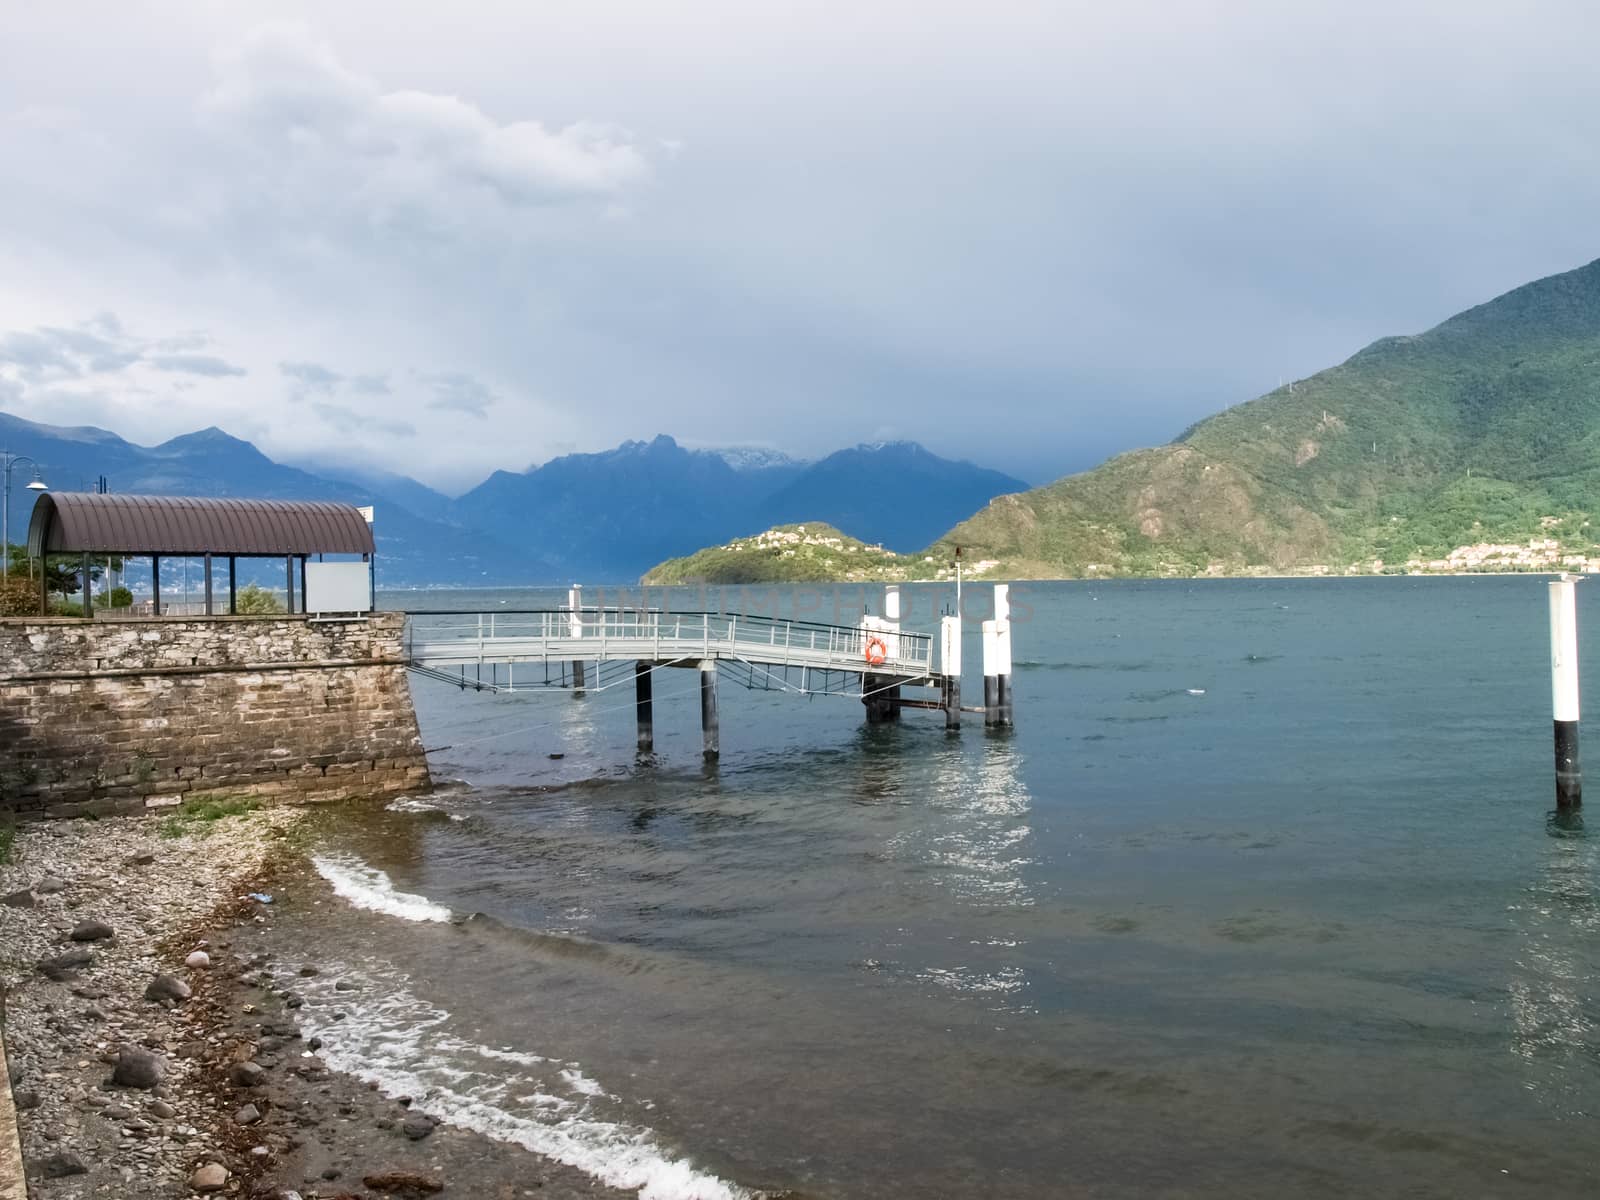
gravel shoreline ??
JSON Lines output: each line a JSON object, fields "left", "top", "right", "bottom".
{"left": 0, "top": 806, "right": 306, "bottom": 1197}
{"left": 1, "top": 808, "right": 670, "bottom": 1200}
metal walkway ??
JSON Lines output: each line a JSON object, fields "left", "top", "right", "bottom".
{"left": 405, "top": 609, "right": 934, "bottom": 689}
{"left": 401, "top": 589, "right": 1011, "bottom": 757}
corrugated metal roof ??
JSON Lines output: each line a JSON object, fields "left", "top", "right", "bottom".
{"left": 26, "top": 493, "right": 376, "bottom": 556}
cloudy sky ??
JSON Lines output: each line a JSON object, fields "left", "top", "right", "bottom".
{"left": 1, "top": 1, "right": 1597, "bottom": 492}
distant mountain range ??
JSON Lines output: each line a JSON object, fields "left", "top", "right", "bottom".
{"left": 649, "top": 254, "right": 1600, "bottom": 583}
{"left": 0, "top": 413, "right": 532, "bottom": 586}
{"left": 453, "top": 435, "right": 1027, "bottom": 579}
{"left": 0, "top": 412, "right": 1027, "bottom": 586}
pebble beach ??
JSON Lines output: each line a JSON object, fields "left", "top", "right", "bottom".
{"left": 0, "top": 807, "right": 640, "bottom": 1200}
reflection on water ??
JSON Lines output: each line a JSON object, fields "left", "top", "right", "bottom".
{"left": 1508, "top": 812, "right": 1600, "bottom": 1116}
{"left": 886, "top": 738, "right": 1036, "bottom": 907}
{"left": 880, "top": 738, "right": 1037, "bottom": 1011}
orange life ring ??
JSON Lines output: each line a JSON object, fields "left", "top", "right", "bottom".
{"left": 865, "top": 636, "right": 888, "bottom": 666}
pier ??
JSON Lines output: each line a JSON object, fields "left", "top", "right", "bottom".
{"left": 403, "top": 587, "right": 1012, "bottom": 756}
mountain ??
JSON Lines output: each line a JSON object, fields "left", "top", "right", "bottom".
{"left": 642, "top": 524, "right": 923, "bottom": 585}
{"left": 0, "top": 413, "right": 538, "bottom": 586}
{"left": 704, "top": 445, "right": 808, "bottom": 475}
{"left": 758, "top": 442, "right": 1028, "bottom": 551}
{"left": 452, "top": 435, "right": 782, "bottom": 581}
{"left": 936, "top": 256, "right": 1600, "bottom": 577}
{"left": 454, "top": 435, "right": 1028, "bottom": 580}
{"left": 288, "top": 458, "right": 458, "bottom": 525}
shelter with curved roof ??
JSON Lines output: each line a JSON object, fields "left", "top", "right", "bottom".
{"left": 27, "top": 493, "right": 375, "bottom": 617}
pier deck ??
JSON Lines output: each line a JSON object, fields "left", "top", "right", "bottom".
{"left": 406, "top": 609, "right": 934, "bottom": 682}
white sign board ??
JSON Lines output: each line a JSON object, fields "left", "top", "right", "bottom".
{"left": 305, "top": 561, "right": 372, "bottom": 614}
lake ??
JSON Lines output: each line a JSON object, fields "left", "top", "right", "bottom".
{"left": 281, "top": 576, "right": 1600, "bottom": 1198}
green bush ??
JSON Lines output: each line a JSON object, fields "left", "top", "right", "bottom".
{"left": 236, "top": 584, "right": 285, "bottom": 615}
{"left": 95, "top": 586, "right": 135, "bottom": 609}
{"left": 0, "top": 576, "right": 40, "bottom": 617}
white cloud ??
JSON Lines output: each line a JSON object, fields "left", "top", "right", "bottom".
{"left": 199, "top": 22, "right": 650, "bottom": 241}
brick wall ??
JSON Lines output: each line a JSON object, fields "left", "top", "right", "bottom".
{"left": 0, "top": 613, "right": 430, "bottom": 820}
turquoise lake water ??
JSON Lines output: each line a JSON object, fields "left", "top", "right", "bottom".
{"left": 284, "top": 577, "right": 1600, "bottom": 1198}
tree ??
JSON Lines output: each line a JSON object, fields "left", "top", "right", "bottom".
{"left": 235, "top": 584, "right": 285, "bottom": 614}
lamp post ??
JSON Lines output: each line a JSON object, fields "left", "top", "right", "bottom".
{"left": 1, "top": 451, "right": 48, "bottom": 579}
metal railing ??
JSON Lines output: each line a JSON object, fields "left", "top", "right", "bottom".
{"left": 405, "top": 608, "right": 934, "bottom": 675}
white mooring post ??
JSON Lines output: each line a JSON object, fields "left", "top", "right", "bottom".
{"left": 861, "top": 584, "right": 904, "bottom": 724}
{"left": 982, "top": 619, "right": 1001, "bottom": 727}
{"left": 567, "top": 584, "right": 586, "bottom": 693}
{"left": 994, "top": 584, "right": 1013, "bottom": 727}
{"left": 941, "top": 614, "right": 963, "bottom": 732}
{"left": 1550, "top": 576, "right": 1581, "bottom": 809}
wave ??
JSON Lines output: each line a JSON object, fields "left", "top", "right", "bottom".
{"left": 386, "top": 795, "right": 467, "bottom": 821}
{"left": 290, "top": 962, "right": 748, "bottom": 1200}
{"left": 312, "top": 853, "right": 455, "bottom": 924}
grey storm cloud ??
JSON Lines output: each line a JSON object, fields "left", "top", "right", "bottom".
{"left": 1, "top": 3, "right": 1599, "bottom": 489}
{"left": 280, "top": 361, "right": 342, "bottom": 392}
{"left": 0, "top": 319, "right": 241, "bottom": 383}
{"left": 147, "top": 353, "right": 247, "bottom": 377}
{"left": 421, "top": 371, "right": 496, "bottom": 418}
{"left": 311, "top": 400, "right": 415, "bottom": 439}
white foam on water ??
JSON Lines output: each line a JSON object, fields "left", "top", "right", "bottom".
{"left": 290, "top": 962, "right": 749, "bottom": 1200}
{"left": 560, "top": 1067, "right": 608, "bottom": 1097}
{"left": 312, "top": 854, "right": 455, "bottom": 923}
{"left": 386, "top": 796, "right": 467, "bottom": 821}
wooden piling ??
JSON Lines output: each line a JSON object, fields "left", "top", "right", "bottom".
{"left": 700, "top": 660, "right": 720, "bottom": 759}
{"left": 862, "top": 673, "right": 900, "bottom": 723}
{"left": 636, "top": 661, "right": 654, "bottom": 753}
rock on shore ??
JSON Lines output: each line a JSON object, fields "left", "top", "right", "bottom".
{"left": 0, "top": 807, "right": 303, "bottom": 1198}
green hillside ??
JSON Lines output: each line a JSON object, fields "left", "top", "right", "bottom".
{"left": 647, "top": 257, "right": 1600, "bottom": 583}
{"left": 643, "top": 524, "right": 942, "bottom": 585}
{"left": 937, "top": 256, "right": 1600, "bottom": 577}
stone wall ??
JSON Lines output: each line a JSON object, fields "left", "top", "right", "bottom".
{"left": 0, "top": 613, "right": 429, "bottom": 820}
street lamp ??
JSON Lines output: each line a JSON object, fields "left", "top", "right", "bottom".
{"left": 2, "top": 451, "right": 49, "bottom": 579}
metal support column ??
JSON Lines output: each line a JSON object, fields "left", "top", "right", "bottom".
{"left": 285, "top": 555, "right": 295, "bottom": 613}
{"left": 81, "top": 552, "right": 92, "bottom": 619}
{"left": 636, "top": 661, "right": 654, "bottom": 753}
{"left": 151, "top": 554, "right": 161, "bottom": 616}
{"left": 203, "top": 553, "right": 214, "bottom": 616}
{"left": 228, "top": 556, "right": 237, "bottom": 615}
{"left": 700, "top": 660, "right": 719, "bottom": 759}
